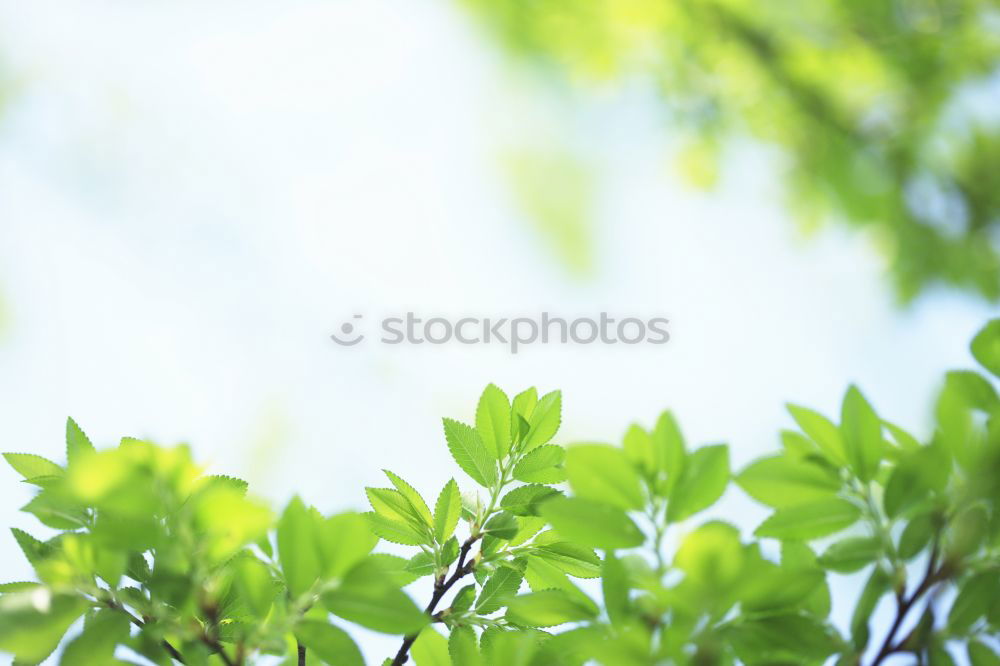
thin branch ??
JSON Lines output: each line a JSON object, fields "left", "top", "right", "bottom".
{"left": 869, "top": 540, "right": 944, "bottom": 666}
{"left": 390, "top": 534, "right": 482, "bottom": 666}
{"left": 105, "top": 600, "right": 186, "bottom": 664}
{"left": 201, "top": 604, "right": 238, "bottom": 666}
{"left": 298, "top": 642, "right": 306, "bottom": 666}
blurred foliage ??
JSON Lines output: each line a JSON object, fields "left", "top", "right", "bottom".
{"left": 504, "top": 149, "right": 596, "bottom": 276}
{"left": 4, "top": 321, "right": 1000, "bottom": 663}
{"left": 463, "top": 0, "right": 1000, "bottom": 302}
{"left": 0, "top": 425, "right": 425, "bottom": 665}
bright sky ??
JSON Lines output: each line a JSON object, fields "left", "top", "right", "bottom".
{"left": 0, "top": 0, "right": 994, "bottom": 663}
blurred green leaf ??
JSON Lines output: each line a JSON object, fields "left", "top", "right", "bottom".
{"left": 505, "top": 589, "right": 598, "bottom": 627}
{"left": 817, "top": 536, "right": 881, "bottom": 573}
{"left": 411, "top": 627, "right": 451, "bottom": 666}
{"left": 565, "top": 443, "right": 644, "bottom": 510}
{"left": 294, "top": 620, "right": 364, "bottom": 666}
{"left": 0, "top": 592, "right": 86, "bottom": 663}
{"left": 323, "top": 559, "right": 428, "bottom": 635}
{"left": 539, "top": 496, "right": 644, "bottom": 550}
{"left": 667, "top": 444, "right": 729, "bottom": 522}
{"left": 971, "top": 319, "right": 1000, "bottom": 378}
{"left": 754, "top": 498, "right": 861, "bottom": 539}
{"left": 787, "top": 404, "right": 847, "bottom": 465}
{"left": 61, "top": 608, "right": 130, "bottom": 666}
{"left": 736, "top": 454, "right": 841, "bottom": 508}
{"left": 840, "top": 386, "right": 884, "bottom": 483}
{"left": 278, "top": 496, "right": 321, "bottom": 599}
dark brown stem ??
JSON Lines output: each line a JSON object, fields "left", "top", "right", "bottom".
{"left": 390, "top": 535, "right": 481, "bottom": 665}
{"left": 869, "top": 541, "right": 945, "bottom": 666}
{"left": 297, "top": 642, "right": 306, "bottom": 666}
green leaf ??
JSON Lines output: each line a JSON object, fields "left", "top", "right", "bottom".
{"left": 522, "top": 555, "right": 597, "bottom": 613}
{"left": 500, "top": 484, "right": 561, "bottom": 516}
{"left": 440, "top": 536, "right": 459, "bottom": 567}
{"left": 368, "top": 553, "right": 421, "bottom": 587}
{"left": 411, "top": 628, "right": 451, "bottom": 666}
{"left": 2, "top": 453, "right": 62, "bottom": 480}
{"left": 539, "top": 496, "right": 644, "bottom": 550}
{"left": 318, "top": 511, "right": 379, "bottom": 578}
{"left": 602, "top": 553, "right": 629, "bottom": 627}
{"left": 622, "top": 424, "right": 655, "bottom": 476}
{"left": 726, "top": 613, "right": 840, "bottom": 663}
{"left": 0, "top": 592, "right": 87, "bottom": 663}
{"left": 512, "top": 445, "right": 566, "bottom": 484}
{"left": 443, "top": 418, "right": 497, "bottom": 488}
{"left": 476, "top": 566, "right": 523, "bottom": 614}
{"left": 943, "top": 370, "right": 999, "bottom": 412}
{"left": 11, "top": 527, "right": 52, "bottom": 567}
{"left": 0, "top": 582, "right": 41, "bottom": 595}
{"left": 948, "top": 572, "right": 999, "bottom": 633}
{"left": 532, "top": 540, "right": 601, "bottom": 578}
{"left": 277, "top": 496, "right": 321, "bottom": 598}
{"left": 898, "top": 512, "right": 936, "bottom": 560}
{"left": 322, "top": 559, "right": 429, "bottom": 634}
{"left": 202, "top": 474, "right": 249, "bottom": 494}
{"left": 667, "top": 444, "right": 729, "bottom": 522}
{"left": 781, "top": 541, "right": 831, "bottom": 617}
{"left": 969, "top": 640, "right": 1000, "bottom": 666}
{"left": 736, "top": 454, "right": 841, "bottom": 508}
{"left": 21, "top": 492, "right": 87, "bottom": 530}
{"left": 754, "top": 498, "right": 861, "bottom": 540}
{"left": 233, "top": 555, "right": 274, "bottom": 619}
{"left": 66, "top": 417, "right": 96, "bottom": 464}
{"left": 511, "top": 388, "right": 538, "bottom": 440}
{"left": 368, "top": 487, "right": 425, "bottom": 527}
{"left": 477, "top": 384, "right": 512, "bottom": 460}
{"left": 851, "top": 567, "right": 890, "bottom": 650}
{"left": 971, "top": 318, "right": 1000, "bottom": 378}
{"left": 565, "top": 443, "right": 644, "bottom": 510}
{"left": 384, "top": 470, "right": 434, "bottom": 527}
{"left": 505, "top": 589, "right": 598, "bottom": 627}
{"left": 61, "top": 608, "right": 130, "bottom": 666}
{"left": 883, "top": 442, "right": 949, "bottom": 518}
{"left": 787, "top": 404, "right": 847, "bottom": 465}
{"left": 406, "top": 552, "right": 436, "bottom": 578}
{"left": 434, "top": 479, "right": 462, "bottom": 543}
{"left": 295, "top": 620, "right": 365, "bottom": 666}
{"left": 651, "top": 410, "right": 686, "bottom": 490}
{"left": 451, "top": 584, "right": 476, "bottom": 614}
{"left": 523, "top": 390, "right": 561, "bottom": 451}
{"left": 674, "top": 521, "right": 745, "bottom": 591}
{"left": 449, "top": 626, "right": 482, "bottom": 666}
{"left": 482, "top": 511, "right": 519, "bottom": 539}
{"left": 364, "top": 512, "right": 427, "bottom": 546}
{"left": 817, "top": 536, "right": 881, "bottom": 573}
{"left": 840, "top": 385, "right": 884, "bottom": 482}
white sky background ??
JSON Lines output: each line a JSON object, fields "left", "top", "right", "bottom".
{"left": 0, "top": 0, "right": 995, "bottom": 663}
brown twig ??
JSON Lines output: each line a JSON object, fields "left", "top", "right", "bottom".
{"left": 105, "top": 600, "right": 186, "bottom": 664}
{"left": 390, "top": 535, "right": 481, "bottom": 665}
{"left": 869, "top": 541, "right": 946, "bottom": 666}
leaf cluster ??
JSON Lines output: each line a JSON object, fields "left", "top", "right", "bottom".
{"left": 3, "top": 320, "right": 1000, "bottom": 664}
